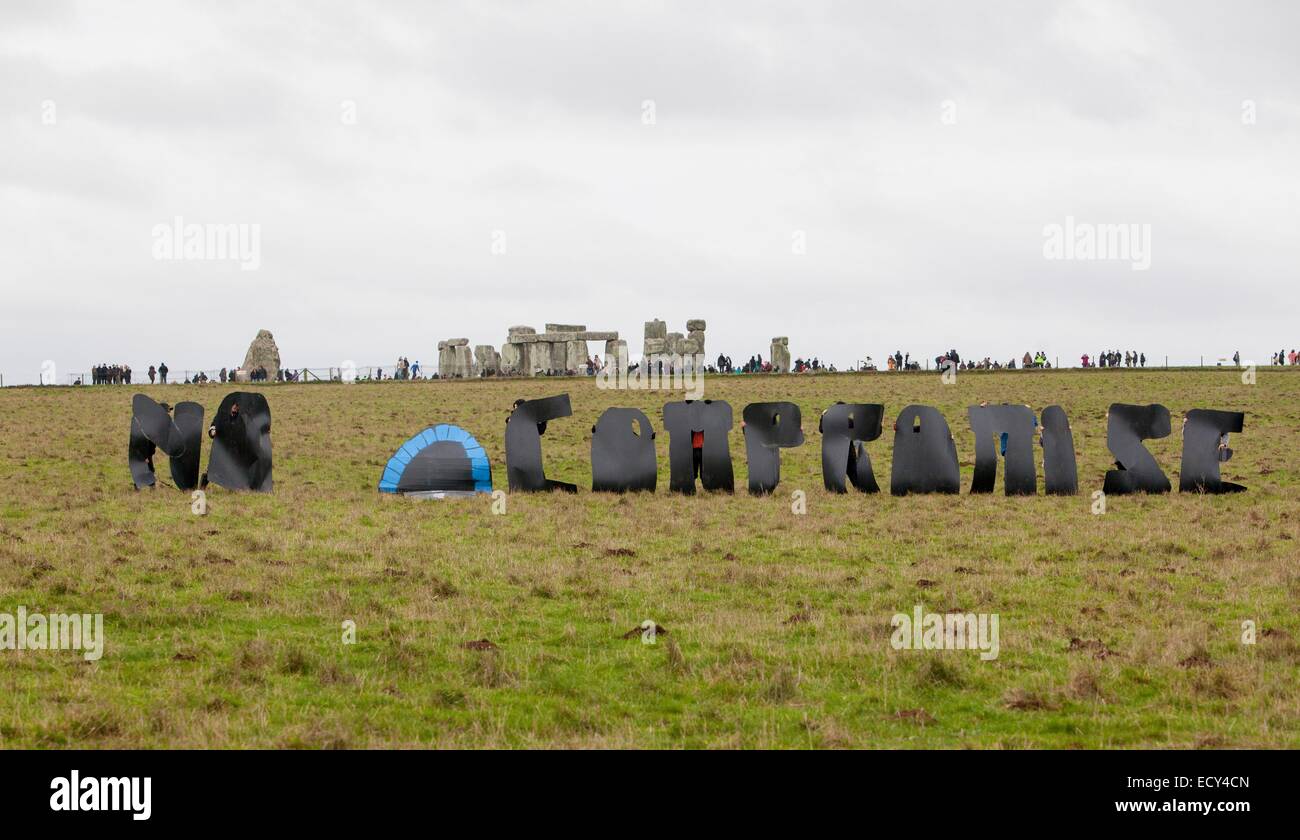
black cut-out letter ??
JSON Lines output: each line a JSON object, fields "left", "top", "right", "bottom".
{"left": 662, "top": 400, "right": 734, "bottom": 494}
{"left": 1102, "top": 403, "right": 1170, "bottom": 495}
{"left": 206, "top": 392, "right": 273, "bottom": 492}
{"left": 741, "top": 402, "right": 804, "bottom": 495}
{"left": 591, "top": 407, "right": 657, "bottom": 493}
{"left": 967, "top": 404, "right": 1038, "bottom": 495}
{"left": 1040, "top": 405, "right": 1078, "bottom": 495}
{"left": 1180, "top": 409, "right": 1246, "bottom": 494}
{"left": 819, "top": 403, "right": 884, "bottom": 493}
{"left": 505, "top": 394, "right": 576, "bottom": 493}
{"left": 129, "top": 394, "right": 203, "bottom": 490}
{"left": 890, "top": 405, "right": 960, "bottom": 495}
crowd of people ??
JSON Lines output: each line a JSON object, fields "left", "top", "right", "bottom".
{"left": 792, "top": 357, "right": 830, "bottom": 372}
{"left": 91, "top": 363, "right": 133, "bottom": 384}
{"left": 1081, "top": 350, "right": 1145, "bottom": 368}
{"left": 393, "top": 357, "right": 420, "bottom": 379}
{"left": 1271, "top": 350, "right": 1298, "bottom": 365}
{"left": 860, "top": 349, "right": 1053, "bottom": 371}
{"left": 91, "top": 362, "right": 304, "bottom": 385}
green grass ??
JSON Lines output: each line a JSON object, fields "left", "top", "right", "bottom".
{"left": 1, "top": 368, "right": 1297, "bottom": 748}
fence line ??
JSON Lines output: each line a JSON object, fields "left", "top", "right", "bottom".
{"left": 11, "top": 353, "right": 1299, "bottom": 388}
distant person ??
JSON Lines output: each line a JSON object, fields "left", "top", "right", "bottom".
{"left": 157, "top": 362, "right": 168, "bottom": 384}
{"left": 692, "top": 428, "right": 704, "bottom": 481}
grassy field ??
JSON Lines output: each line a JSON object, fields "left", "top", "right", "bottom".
{"left": 1, "top": 367, "right": 1297, "bottom": 748}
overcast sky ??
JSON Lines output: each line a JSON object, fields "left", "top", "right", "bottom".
{"left": 2, "top": 0, "right": 1298, "bottom": 383}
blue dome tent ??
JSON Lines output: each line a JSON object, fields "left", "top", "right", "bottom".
{"left": 378, "top": 424, "right": 492, "bottom": 498}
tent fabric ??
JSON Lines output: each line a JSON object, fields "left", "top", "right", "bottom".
{"left": 378, "top": 424, "right": 492, "bottom": 495}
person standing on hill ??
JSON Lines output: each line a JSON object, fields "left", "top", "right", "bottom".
{"left": 158, "top": 362, "right": 168, "bottom": 384}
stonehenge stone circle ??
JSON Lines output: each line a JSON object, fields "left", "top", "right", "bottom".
{"left": 497, "top": 324, "right": 621, "bottom": 376}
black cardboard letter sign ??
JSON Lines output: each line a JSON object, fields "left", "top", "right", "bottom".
{"left": 741, "top": 402, "right": 804, "bottom": 495}
{"left": 1040, "top": 405, "right": 1078, "bottom": 496}
{"left": 1180, "top": 409, "right": 1246, "bottom": 494}
{"left": 890, "top": 405, "right": 960, "bottom": 495}
{"left": 591, "top": 407, "right": 657, "bottom": 493}
{"left": 505, "top": 394, "right": 576, "bottom": 493}
{"left": 967, "top": 404, "right": 1038, "bottom": 495}
{"left": 662, "top": 400, "right": 734, "bottom": 494}
{"left": 1102, "top": 403, "right": 1170, "bottom": 495}
{"left": 819, "top": 403, "right": 884, "bottom": 494}
{"left": 129, "top": 394, "right": 204, "bottom": 491}
{"left": 206, "top": 392, "right": 273, "bottom": 492}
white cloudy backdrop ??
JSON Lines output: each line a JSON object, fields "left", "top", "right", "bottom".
{"left": 2, "top": 0, "right": 1297, "bottom": 383}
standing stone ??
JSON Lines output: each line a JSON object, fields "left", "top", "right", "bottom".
{"left": 687, "top": 330, "right": 705, "bottom": 355}
{"left": 605, "top": 339, "right": 628, "bottom": 369}
{"left": 437, "top": 341, "right": 453, "bottom": 377}
{"left": 454, "top": 344, "right": 474, "bottom": 378}
{"left": 548, "top": 341, "right": 567, "bottom": 373}
{"left": 770, "top": 337, "right": 791, "bottom": 373}
{"left": 438, "top": 338, "right": 472, "bottom": 377}
{"left": 242, "top": 329, "right": 282, "bottom": 380}
{"left": 666, "top": 332, "right": 685, "bottom": 356}
{"left": 475, "top": 345, "right": 500, "bottom": 375}
{"left": 566, "top": 340, "right": 589, "bottom": 372}
{"left": 526, "top": 343, "right": 545, "bottom": 375}
{"left": 500, "top": 341, "right": 521, "bottom": 373}
{"left": 643, "top": 319, "right": 667, "bottom": 361}
{"left": 686, "top": 318, "right": 706, "bottom": 357}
